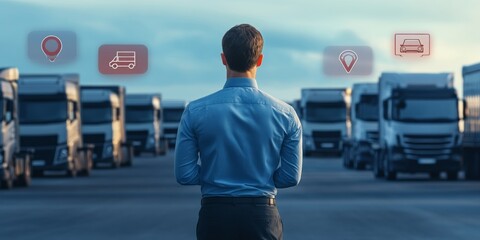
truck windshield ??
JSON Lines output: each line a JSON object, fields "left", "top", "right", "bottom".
{"left": 164, "top": 108, "right": 184, "bottom": 123}
{"left": 19, "top": 100, "right": 67, "bottom": 124}
{"left": 82, "top": 106, "right": 112, "bottom": 124}
{"left": 305, "top": 102, "right": 346, "bottom": 123}
{"left": 393, "top": 98, "right": 458, "bottom": 122}
{"left": 126, "top": 106, "right": 153, "bottom": 123}
{"left": 356, "top": 94, "right": 378, "bottom": 121}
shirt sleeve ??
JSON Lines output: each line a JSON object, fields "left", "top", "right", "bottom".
{"left": 174, "top": 106, "right": 201, "bottom": 185}
{"left": 274, "top": 110, "right": 303, "bottom": 188}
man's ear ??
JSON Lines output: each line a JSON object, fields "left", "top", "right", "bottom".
{"left": 256, "top": 54, "right": 263, "bottom": 67}
{"left": 221, "top": 53, "right": 227, "bottom": 66}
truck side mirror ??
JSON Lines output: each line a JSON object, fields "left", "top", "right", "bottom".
{"left": 463, "top": 99, "right": 468, "bottom": 119}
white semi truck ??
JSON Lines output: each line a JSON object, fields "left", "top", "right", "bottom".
{"left": 374, "top": 73, "right": 462, "bottom": 180}
{"left": 126, "top": 94, "right": 167, "bottom": 156}
{"left": 301, "top": 88, "right": 350, "bottom": 156}
{"left": 162, "top": 100, "right": 187, "bottom": 148}
{"left": 18, "top": 74, "right": 93, "bottom": 177}
{"left": 0, "top": 68, "right": 32, "bottom": 189}
{"left": 81, "top": 86, "right": 133, "bottom": 168}
{"left": 462, "top": 62, "right": 480, "bottom": 180}
{"left": 343, "top": 83, "right": 379, "bottom": 170}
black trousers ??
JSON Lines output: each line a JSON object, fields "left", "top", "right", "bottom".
{"left": 196, "top": 198, "right": 283, "bottom": 240}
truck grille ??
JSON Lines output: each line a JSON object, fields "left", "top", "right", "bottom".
{"left": 20, "top": 135, "right": 58, "bottom": 147}
{"left": 312, "top": 131, "right": 341, "bottom": 139}
{"left": 312, "top": 131, "right": 341, "bottom": 150}
{"left": 83, "top": 134, "right": 105, "bottom": 144}
{"left": 127, "top": 130, "right": 149, "bottom": 139}
{"left": 164, "top": 128, "right": 178, "bottom": 135}
{"left": 366, "top": 131, "right": 379, "bottom": 142}
{"left": 31, "top": 148, "right": 56, "bottom": 166}
{"left": 401, "top": 134, "right": 454, "bottom": 159}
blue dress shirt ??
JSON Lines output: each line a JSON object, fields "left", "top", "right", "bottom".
{"left": 175, "top": 78, "right": 302, "bottom": 197}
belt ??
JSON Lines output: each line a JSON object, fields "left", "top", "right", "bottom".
{"left": 201, "top": 197, "right": 276, "bottom": 206}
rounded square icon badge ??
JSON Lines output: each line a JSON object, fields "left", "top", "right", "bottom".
{"left": 98, "top": 44, "right": 148, "bottom": 75}
{"left": 28, "top": 31, "right": 77, "bottom": 64}
{"left": 323, "top": 46, "right": 373, "bottom": 76}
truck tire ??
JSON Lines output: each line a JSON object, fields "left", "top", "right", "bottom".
{"left": 373, "top": 151, "right": 384, "bottom": 178}
{"left": 0, "top": 164, "right": 14, "bottom": 189}
{"left": 15, "top": 155, "right": 31, "bottom": 187}
{"left": 383, "top": 152, "right": 397, "bottom": 180}
{"left": 160, "top": 140, "right": 168, "bottom": 156}
{"left": 79, "top": 152, "right": 92, "bottom": 177}
{"left": 66, "top": 160, "right": 77, "bottom": 178}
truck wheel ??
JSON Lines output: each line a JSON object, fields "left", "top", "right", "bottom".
{"left": 79, "top": 153, "right": 92, "bottom": 177}
{"left": 373, "top": 151, "right": 384, "bottom": 178}
{"left": 342, "top": 148, "right": 351, "bottom": 169}
{"left": 0, "top": 165, "right": 14, "bottom": 189}
{"left": 111, "top": 156, "right": 121, "bottom": 169}
{"left": 66, "top": 161, "right": 77, "bottom": 178}
{"left": 160, "top": 140, "right": 168, "bottom": 156}
{"left": 446, "top": 171, "right": 458, "bottom": 181}
{"left": 384, "top": 163, "right": 397, "bottom": 180}
{"left": 383, "top": 153, "right": 396, "bottom": 180}
{"left": 124, "top": 149, "right": 133, "bottom": 167}
{"left": 16, "top": 156, "right": 31, "bottom": 187}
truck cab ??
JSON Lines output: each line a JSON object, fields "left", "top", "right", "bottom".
{"left": 343, "top": 83, "right": 379, "bottom": 170}
{"left": 162, "top": 100, "right": 186, "bottom": 148}
{"left": 18, "top": 74, "right": 92, "bottom": 177}
{"left": 126, "top": 94, "right": 166, "bottom": 156}
{"left": 301, "top": 88, "right": 350, "bottom": 156}
{"left": 375, "top": 73, "right": 462, "bottom": 180}
{"left": 0, "top": 68, "right": 32, "bottom": 189}
{"left": 81, "top": 86, "right": 133, "bottom": 168}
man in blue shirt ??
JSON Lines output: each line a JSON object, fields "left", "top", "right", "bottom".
{"left": 175, "top": 24, "right": 303, "bottom": 240}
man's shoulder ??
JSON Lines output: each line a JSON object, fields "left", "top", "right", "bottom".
{"left": 257, "top": 90, "right": 296, "bottom": 116}
{"left": 185, "top": 90, "right": 224, "bottom": 112}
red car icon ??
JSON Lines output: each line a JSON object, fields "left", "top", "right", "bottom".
{"left": 399, "top": 39, "right": 424, "bottom": 53}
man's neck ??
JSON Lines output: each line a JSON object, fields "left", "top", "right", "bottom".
{"left": 226, "top": 68, "right": 256, "bottom": 79}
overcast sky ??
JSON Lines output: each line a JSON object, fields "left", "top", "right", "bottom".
{"left": 1, "top": 0, "right": 479, "bottom": 101}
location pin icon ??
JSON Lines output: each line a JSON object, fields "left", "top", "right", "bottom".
{"left": 339, "top": 50, "right": 358, "bottom": 73}
{"left": 41, "top": 35, "right": 63, "bottom": 62}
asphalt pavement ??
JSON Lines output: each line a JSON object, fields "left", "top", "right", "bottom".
{"left": 1, "top": 152, "right": 480, "bottom": 240}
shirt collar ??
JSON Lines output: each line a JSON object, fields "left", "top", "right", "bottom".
{"left": 223, "top": 78, "right": 258, "bottom": 89}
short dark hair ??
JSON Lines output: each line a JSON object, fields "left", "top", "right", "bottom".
{"left": 222, "top": 24, "right": 264, "bottom": 72}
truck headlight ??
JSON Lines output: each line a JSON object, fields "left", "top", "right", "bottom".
{"left": 56, "top": 147, "right": 68, "bottom": 163}
{"left": 103, "top": 144, "right": 113, "bottom": 157}
{"left": 148, "top": 136, "right": 155, "bottom": 144}
{"left": 304, "top": 135, "right": 314, "bottom": 150}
